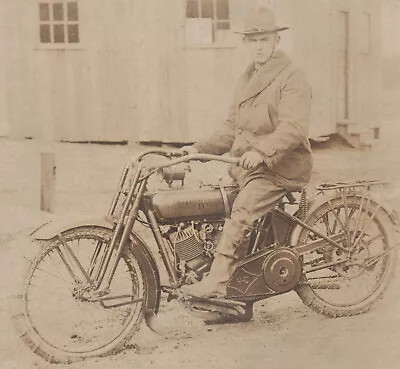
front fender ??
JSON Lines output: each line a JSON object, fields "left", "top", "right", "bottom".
{"left": 30, "top": 214, "right": 116, "bottom": 240}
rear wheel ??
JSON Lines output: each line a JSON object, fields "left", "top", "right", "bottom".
{"left": 13, "top": 226, "right": 147, "bottom": 363}
{"left": 295, "top": 195, "right": 397, "bottom": 317}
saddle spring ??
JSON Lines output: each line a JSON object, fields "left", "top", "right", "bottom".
{"left": 299, "top": 188, "right": 308, "bottom": 220}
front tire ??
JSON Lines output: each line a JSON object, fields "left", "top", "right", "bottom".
{"left": 13, "top": 226, "right": 149, "bottom": 363}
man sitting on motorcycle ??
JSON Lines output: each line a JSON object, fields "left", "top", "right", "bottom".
{"left": 180, "top": 6, "right": 313, "bottom": 319}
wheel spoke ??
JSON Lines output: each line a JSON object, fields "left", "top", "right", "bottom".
{"left": 43, "top": 253, "right": 76, "bottom": 287}
{"left": 48, "top": 249, "right": 81, "bottom": 286}
{"left": 350, "top": 195, "right": 367, "bottom": 245}
{"left": 364, "top": 248, "right": 395, "bottom": 269}
{"left": 326, "top": 199, "right": 347, "bottom": 234}
{"left": 351, "top": 208, "right": 380, "bottom": 252}
{"left": 341, "top": 190, "right": 350, "bottom": 244}
{"left": 365, "top": 233, "right": 383, "bottom": 246}
{"left": 321, "top": 214, "right": 332, "bottom": 235}
{"left": 89, "top": 241, "right": 107, "bottom": 278}
{"left": 58, "top": 234, "right": 93, "bottom": 285}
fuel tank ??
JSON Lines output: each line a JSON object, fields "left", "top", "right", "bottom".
{"left": 145, "top": 185, "right": 239, "bottom": 223}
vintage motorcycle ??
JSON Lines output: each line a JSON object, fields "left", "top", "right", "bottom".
{"left": 13, "top": 149, "right": 399, "bottom": 363}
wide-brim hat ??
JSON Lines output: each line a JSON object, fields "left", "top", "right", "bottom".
{"left": 235, "top": 6, "right": 289, "bottom": 35}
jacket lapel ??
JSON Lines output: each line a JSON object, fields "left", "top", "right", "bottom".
{"left": 237, "top": 50, "right": 292, "bottom": 105}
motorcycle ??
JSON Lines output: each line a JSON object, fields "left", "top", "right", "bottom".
{"left": 13, "top": 149, "right": 399, "bottom": 363}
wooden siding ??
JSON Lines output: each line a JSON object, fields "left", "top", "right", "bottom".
{"left": 0, "top": 6, "right": 8, "bottom": 136}
{"left": 183, "top": 48, "right": 237, "bottom": 142}
{"left": 5, "top": 0, "right": 140, "bottom": 141}
{"left": 1, "top": 0, "right": 383, "bottom": 142}
{"left": 281, "top": 0, "right": 336, "bottom": 137}
{"left": 357, "top": 0, "right": 382, "bottom": 129}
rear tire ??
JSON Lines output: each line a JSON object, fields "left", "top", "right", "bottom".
{"left": 295, "top": 195, "right": 397, "bottom": 317}
{"left": 13, "top": 226, "right": 149, "bottom": 363}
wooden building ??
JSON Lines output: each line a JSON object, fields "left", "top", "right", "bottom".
{"left": 382, "top": 0, "right": 400, "bottom": 58}
{"left": 0, "top": 7, "right": 8, "bottom": 137}
{"left": 0, "top": 0, "right": 382, "bottom": 144}
{"left": 382, "top": 0, "right": 400, "bottom": 90}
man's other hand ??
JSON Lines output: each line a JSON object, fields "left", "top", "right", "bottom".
{"left": 239, "top": 151, "right": 264, "bottom": 170}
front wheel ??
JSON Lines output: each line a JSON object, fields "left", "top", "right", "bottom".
{"left": 13, "top": 226, "right": 148, "bottom": 363}
{"left": 295, "top": 195, "right": 397, "bottom": 317}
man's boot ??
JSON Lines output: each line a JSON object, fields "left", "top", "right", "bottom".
{"left": 180, "top": 252, "right": 238, "bottom": 299}
{"left": 180, "top": 218, "right": 251, "bottom": 298}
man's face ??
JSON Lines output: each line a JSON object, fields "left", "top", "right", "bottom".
{"left": 244, "top": 33, "right": 279, "bottom": 65}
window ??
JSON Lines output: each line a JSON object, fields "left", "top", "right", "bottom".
{"left": 186, "top": 0, "right": 230, "bottom": 44}
{"left": 39, "top": 1, "right": 80, "bottom": 45}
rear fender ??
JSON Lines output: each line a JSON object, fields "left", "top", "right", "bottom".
{"left": 304, "top": 191, "right": 399, "bottom": 226}
{"left": 289, "top": 191, "right": 399, "bottom": 246}
{"left": 30, "top": 214, "right": 161, "bottom": 314}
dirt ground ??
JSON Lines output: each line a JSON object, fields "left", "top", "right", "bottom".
{"left": 2, "top": 101, "right": 400, "bottom": 369}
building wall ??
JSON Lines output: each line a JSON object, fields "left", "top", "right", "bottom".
{"left": 382, "top": 0, "right": 400, "bottom": 58}
{"left": 355, "top": 0, "right": 382, "bottom": 129}
{"left": 5, "top": 0, "right": 147, "bottom": 141}
{"left": 0, "top": 6, "right": 8, "bottom": 136}
{"left": 2, "top": 0, "right": 383, "bottom": 142}
{"left": 276, "top": 0, "right": 336, "bottom": 137}
{"left": 382, "top": 0, "right": 400, "bottom": 90}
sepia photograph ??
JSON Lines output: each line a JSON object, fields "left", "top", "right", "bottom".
{"left": 1, "top": 0, "right": 400, "bottom": 368}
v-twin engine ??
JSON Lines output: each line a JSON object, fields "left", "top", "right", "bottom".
{"left": 167, "top": 221, "right": 224, "bottom": 273}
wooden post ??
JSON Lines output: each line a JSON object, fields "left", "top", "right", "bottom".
{"left": 40, "top": 152, "right": 56, "bottom": 212}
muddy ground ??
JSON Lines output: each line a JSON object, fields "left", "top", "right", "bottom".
{"left": 2, "top": 103, "right": 400, "bottom": 369}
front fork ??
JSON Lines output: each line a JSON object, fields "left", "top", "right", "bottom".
{"left": 83, "top": 164, "right": 178, "bottom": 297}
{"left": 66, "top": 165, "right": 149, "bottom": 297}
{"left": 94, "top": 169, "right": 146, "bottom": 291}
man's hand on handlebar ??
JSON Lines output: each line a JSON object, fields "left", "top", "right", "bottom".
{"left": 180, "top": 145, "right": 198, "bottom": 156}
{"left": 168, "top": 147, "right": 264, "bottom": 169}
{"left": 239, "top": 151, "right": 264, "bottom": 170}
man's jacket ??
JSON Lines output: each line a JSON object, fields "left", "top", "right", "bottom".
{"left": 193, "top": 50, "right": 313, "bottom": 191}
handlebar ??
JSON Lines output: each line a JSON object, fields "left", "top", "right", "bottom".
{"left": 146, "top": 153, "right": 240, "bottom": 171}
{"left": 132, "top": 149, "right": 180, "bottom": 163}
{"left": 130, "top": 149, "right": 240, "bottom": 171}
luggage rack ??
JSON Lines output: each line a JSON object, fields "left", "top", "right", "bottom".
{"left": 317, "top": 180, "right": 390, "bottom": 191}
